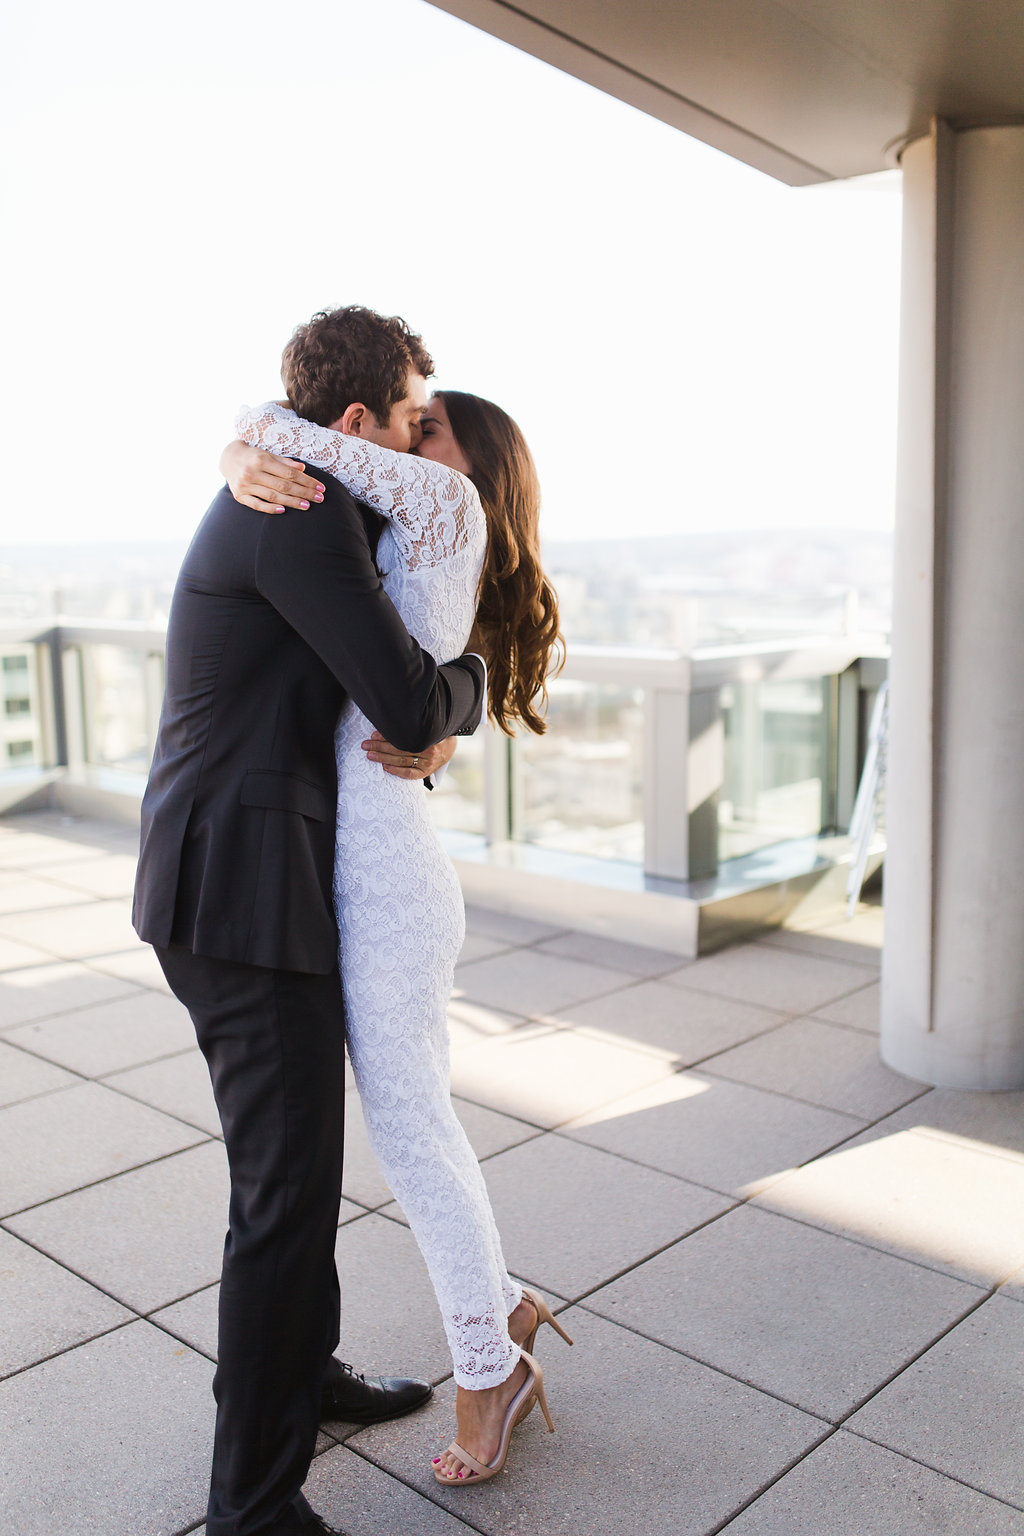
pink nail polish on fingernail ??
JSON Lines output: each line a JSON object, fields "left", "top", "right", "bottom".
{"left": 275, "top": 506, "right": 285, "bottom": 513}
{"left": 300, "top": 501, "right": 309, "bottom": 509}
{"left": 314, "top": 494, "right": 324, "bottom": 502}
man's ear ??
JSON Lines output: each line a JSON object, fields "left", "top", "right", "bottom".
{"left": 330, "top": 402, "right": 370, "bottom": 436}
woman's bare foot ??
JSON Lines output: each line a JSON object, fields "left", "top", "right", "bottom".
{"left": 431, "top": 1297, "right": 541, "bottom": 1482}
{"left": 432, "top": 1361, "right": 533, "bottom": 1482}
{"left": 507, "top": 1294, "right": 538, "bottom": 1350}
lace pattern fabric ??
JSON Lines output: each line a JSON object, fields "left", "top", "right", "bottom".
{"left": 236, "top": 402, "right": 482, "bottom": 571}
{"left": 236, "top": 404, "right": 520, "bottom": 1387}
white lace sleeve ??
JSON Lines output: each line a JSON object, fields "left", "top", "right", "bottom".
{"left": 235, "top": 402, "right": 483, "bottom": 571}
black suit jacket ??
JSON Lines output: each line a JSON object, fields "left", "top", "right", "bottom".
{"left": 132, "top": 470, "right": 484, "bottom": 974}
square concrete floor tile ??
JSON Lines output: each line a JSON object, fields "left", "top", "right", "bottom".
{"left": 999, "top": 1262, "right": 1024, "bottom": 1303}
{"left": 7, "top": 1139, "right": 227, "bottom": 1311}
{"left": 725, "top": 1430, "right": 1024, "bottom": 1536}
{"left": 347, "top": 1089, "right": 541, "bottom": 1212}
{"left": 150, "top": 1282, "right": 220, "bottom": 1359}
{"left": 333, "top": 1214, "right": 452, "bottom": 1389}
{"left": 0, "top": 1038, "right": 78, "bottom": 1106}
{"left": 755, "top": 912, "right": 882, "bottom": 971}
{"left": 435, "top": 1133, "right": 732, "bottom": 1298}
{"left": 0, "top": 1228, "right": 131, "bottom": 1376}
{"left": 85, "top": 945, "right": 173, "bottom": 992}
{"left": 0, "top": 898, "right": 139, "bottom": 961}
{"left": 352, "top": 1307, "right": 826, "bottom": 1536}
{"left": 0, "top": 828, "right": 109, "bottom": 870}
{"left": 342, "top": 1089, "right": 398, "bottom": 1209}
{"left": 0, "top": 960, "right": 141, "bottom": 1029}
{"left": 450, "top": 1021, "right": 677, "bottom": 1130}
{"left": 446, "top": 997, "right": 529, "bottom": 1054}
{"left": 0, "top": 1081, "right": 205, "bottom": 1215}
{"left": 463, "top": 905, "right": 566, "bottom": 946}
{"left": 0, "top": 1320, "right": 212, "bottom": 1536}
{"left": 755, "top": 1118, "right": 1024, "bottom": 1286}
{"left": 152, "top": 1203, "right": 364, "bottom": 1360}
{"left": 445, "top": 1001, "right": 528, "bottom": 1075}
{"left": 0, "top": 934, "right": 55, "bottom": 972}
{"left": 588, "top": 1204, "right": 979, "bottom": 1421}
{"left": 0, "top": 877, "right": 90, "bottom": 915}
{"left": 812, "top": 901, "right": 884, "bottom": 946}
{"left": 849, "top": 1295, "right": 1024, "bottom": 1507}
{"left": 704, "top": 1018, "right": 926, "bottom": 1120}
{"left": 34, "top": 854, "right": 140, "bottom": 899}
{"left": 544, "top": 979, "right": 787, "bottom": 1066}
{"left": 564, "top": 1071, "right": 861, "bottom": 1196}
{"left": 662, "top": 945, "right": 877, "bottom": 1016}
{"left": 306, "top": 1446, "right": 473, "bottom": 1535}
{"left": 454, "top": 948, "right": 628, "bottom": 1018}
{"left": 535, "top": 930, "right": 683, "bottom": 977}
{"left": 451, "top": 1096, "right": 543, "bottom": 1161}
{"left": 7, "top": 989, "right": 196, "bottom": 1076}
{"left": 104, "top": 1049, "right": 221, "bottom": 1136}
{"left": 458, "top": 932, "right": 513, "bottom": 965}
{"left": 812, "top": 981, "right": 880, "bottom": 1034}
{"left": 0, "top": 816, "right": 137, "bottom": 865}
{"left": 864, "top": 1086, "right": 1024, "bottom": 1163}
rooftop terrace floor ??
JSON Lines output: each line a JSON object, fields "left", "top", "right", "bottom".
{"left": 1, "top": 810, "right": 1023, "bottom": 1535}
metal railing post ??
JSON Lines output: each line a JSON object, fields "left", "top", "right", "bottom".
{"left": 482, "top": 724, "right": 512, "bottom": 844}
{"left": 686, "top": 686, "right": 724, "bottom": 880}
{"left": 643, "top": 668, "right": 721, "bottom": 882}
{"left": 833, "top": 662, "right": 861, "bottom": 830}
{"left": 144, "top": 651, "right": 166, "bottom": 762}
{"left": 42, "top": 626, "right": 69, "bottom": 768}
{"left": 61, "top": 645, "right": 87, "bottom": 769}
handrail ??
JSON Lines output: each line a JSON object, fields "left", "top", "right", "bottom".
{"left": 1, "top": 618, "right": 888, "bottom": 882}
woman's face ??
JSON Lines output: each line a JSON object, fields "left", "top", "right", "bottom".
{"left": 414, "top": 395, "right": 473, "bottom": 478}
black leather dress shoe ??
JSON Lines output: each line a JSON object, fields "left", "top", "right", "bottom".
{"left": 269, "top": 1492, "right": 344, "bottom": 1534}
{"left": 319, "top": 1357, "right": 432, "bottom": 1425}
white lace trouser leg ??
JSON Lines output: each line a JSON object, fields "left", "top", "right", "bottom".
{"left": 344, "top": 978, "right": 523, "bottom": 1389}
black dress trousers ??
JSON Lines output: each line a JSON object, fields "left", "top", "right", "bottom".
{"left": 156, "top": 945, "right": 347, "bottom": 1536}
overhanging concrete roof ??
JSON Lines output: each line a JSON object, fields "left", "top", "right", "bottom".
{"left": 425, "top": 0, "right": 1024, "bottom": 183}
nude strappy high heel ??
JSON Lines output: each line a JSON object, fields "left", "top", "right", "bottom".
{"left": 433, "top": 1349, "right": 554, "bottom": 1486}
{"left": 519, "top": 1286, "right": 574, "bottom": 1354}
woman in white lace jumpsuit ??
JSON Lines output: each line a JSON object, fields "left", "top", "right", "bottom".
{"left": 232, "top": 396, "right": 567, "bottom": 1485}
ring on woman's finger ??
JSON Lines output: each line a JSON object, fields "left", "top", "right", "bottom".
{"left": 412, "top": 756, "right": 420, "bottom": 768}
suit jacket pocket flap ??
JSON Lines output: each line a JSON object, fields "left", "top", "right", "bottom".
{"left": 240, "top": 770, "right": 328, "bottom": 821}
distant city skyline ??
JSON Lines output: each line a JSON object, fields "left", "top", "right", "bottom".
{"left": 2, "top": 0, "right": 902, "bottom": 548}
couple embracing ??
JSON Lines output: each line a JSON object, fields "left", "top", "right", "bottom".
{"left": 133, "top": 305, "right": 568, "bottom": 1536}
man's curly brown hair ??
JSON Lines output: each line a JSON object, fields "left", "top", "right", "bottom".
{"left": 281, "top": 305, "right": 434, "bottom": 428}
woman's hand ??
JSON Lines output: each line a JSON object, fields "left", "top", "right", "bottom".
{"left": 219, "top": 440, "right": 326, "bottom": 514}
{"left": 361, "top": 731, "right": 457, "bottom": 780}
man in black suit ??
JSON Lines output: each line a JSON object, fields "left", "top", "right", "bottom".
{"left": 133, "top": 307, "right": 484, "bottom": 1536}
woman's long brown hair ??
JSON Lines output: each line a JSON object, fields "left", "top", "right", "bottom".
{"left": 437, "top": 390, "right": 563, "bottom": 735}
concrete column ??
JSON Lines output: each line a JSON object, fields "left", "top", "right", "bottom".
{"left": 882, "top": 122, "right": 1024, "bottom": 1088}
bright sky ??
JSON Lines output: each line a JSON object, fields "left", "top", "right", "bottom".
{"left": 2, "top": 0, "right": 902, "bottom": 547}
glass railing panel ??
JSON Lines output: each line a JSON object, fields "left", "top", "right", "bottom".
{"left": 719, "top": 676, "right": 831, "bottom": 859}
{"left": 1, "top": 644, "right": 45, "bottom": 768}
{"left": 426, "top": 729, "right": 486, "bottom": 836}
{"left": 81, "top": 644, "right": 150, "bottom": 773}
{"left": 517, "top": 678, "right": 644, "bottom": 863}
